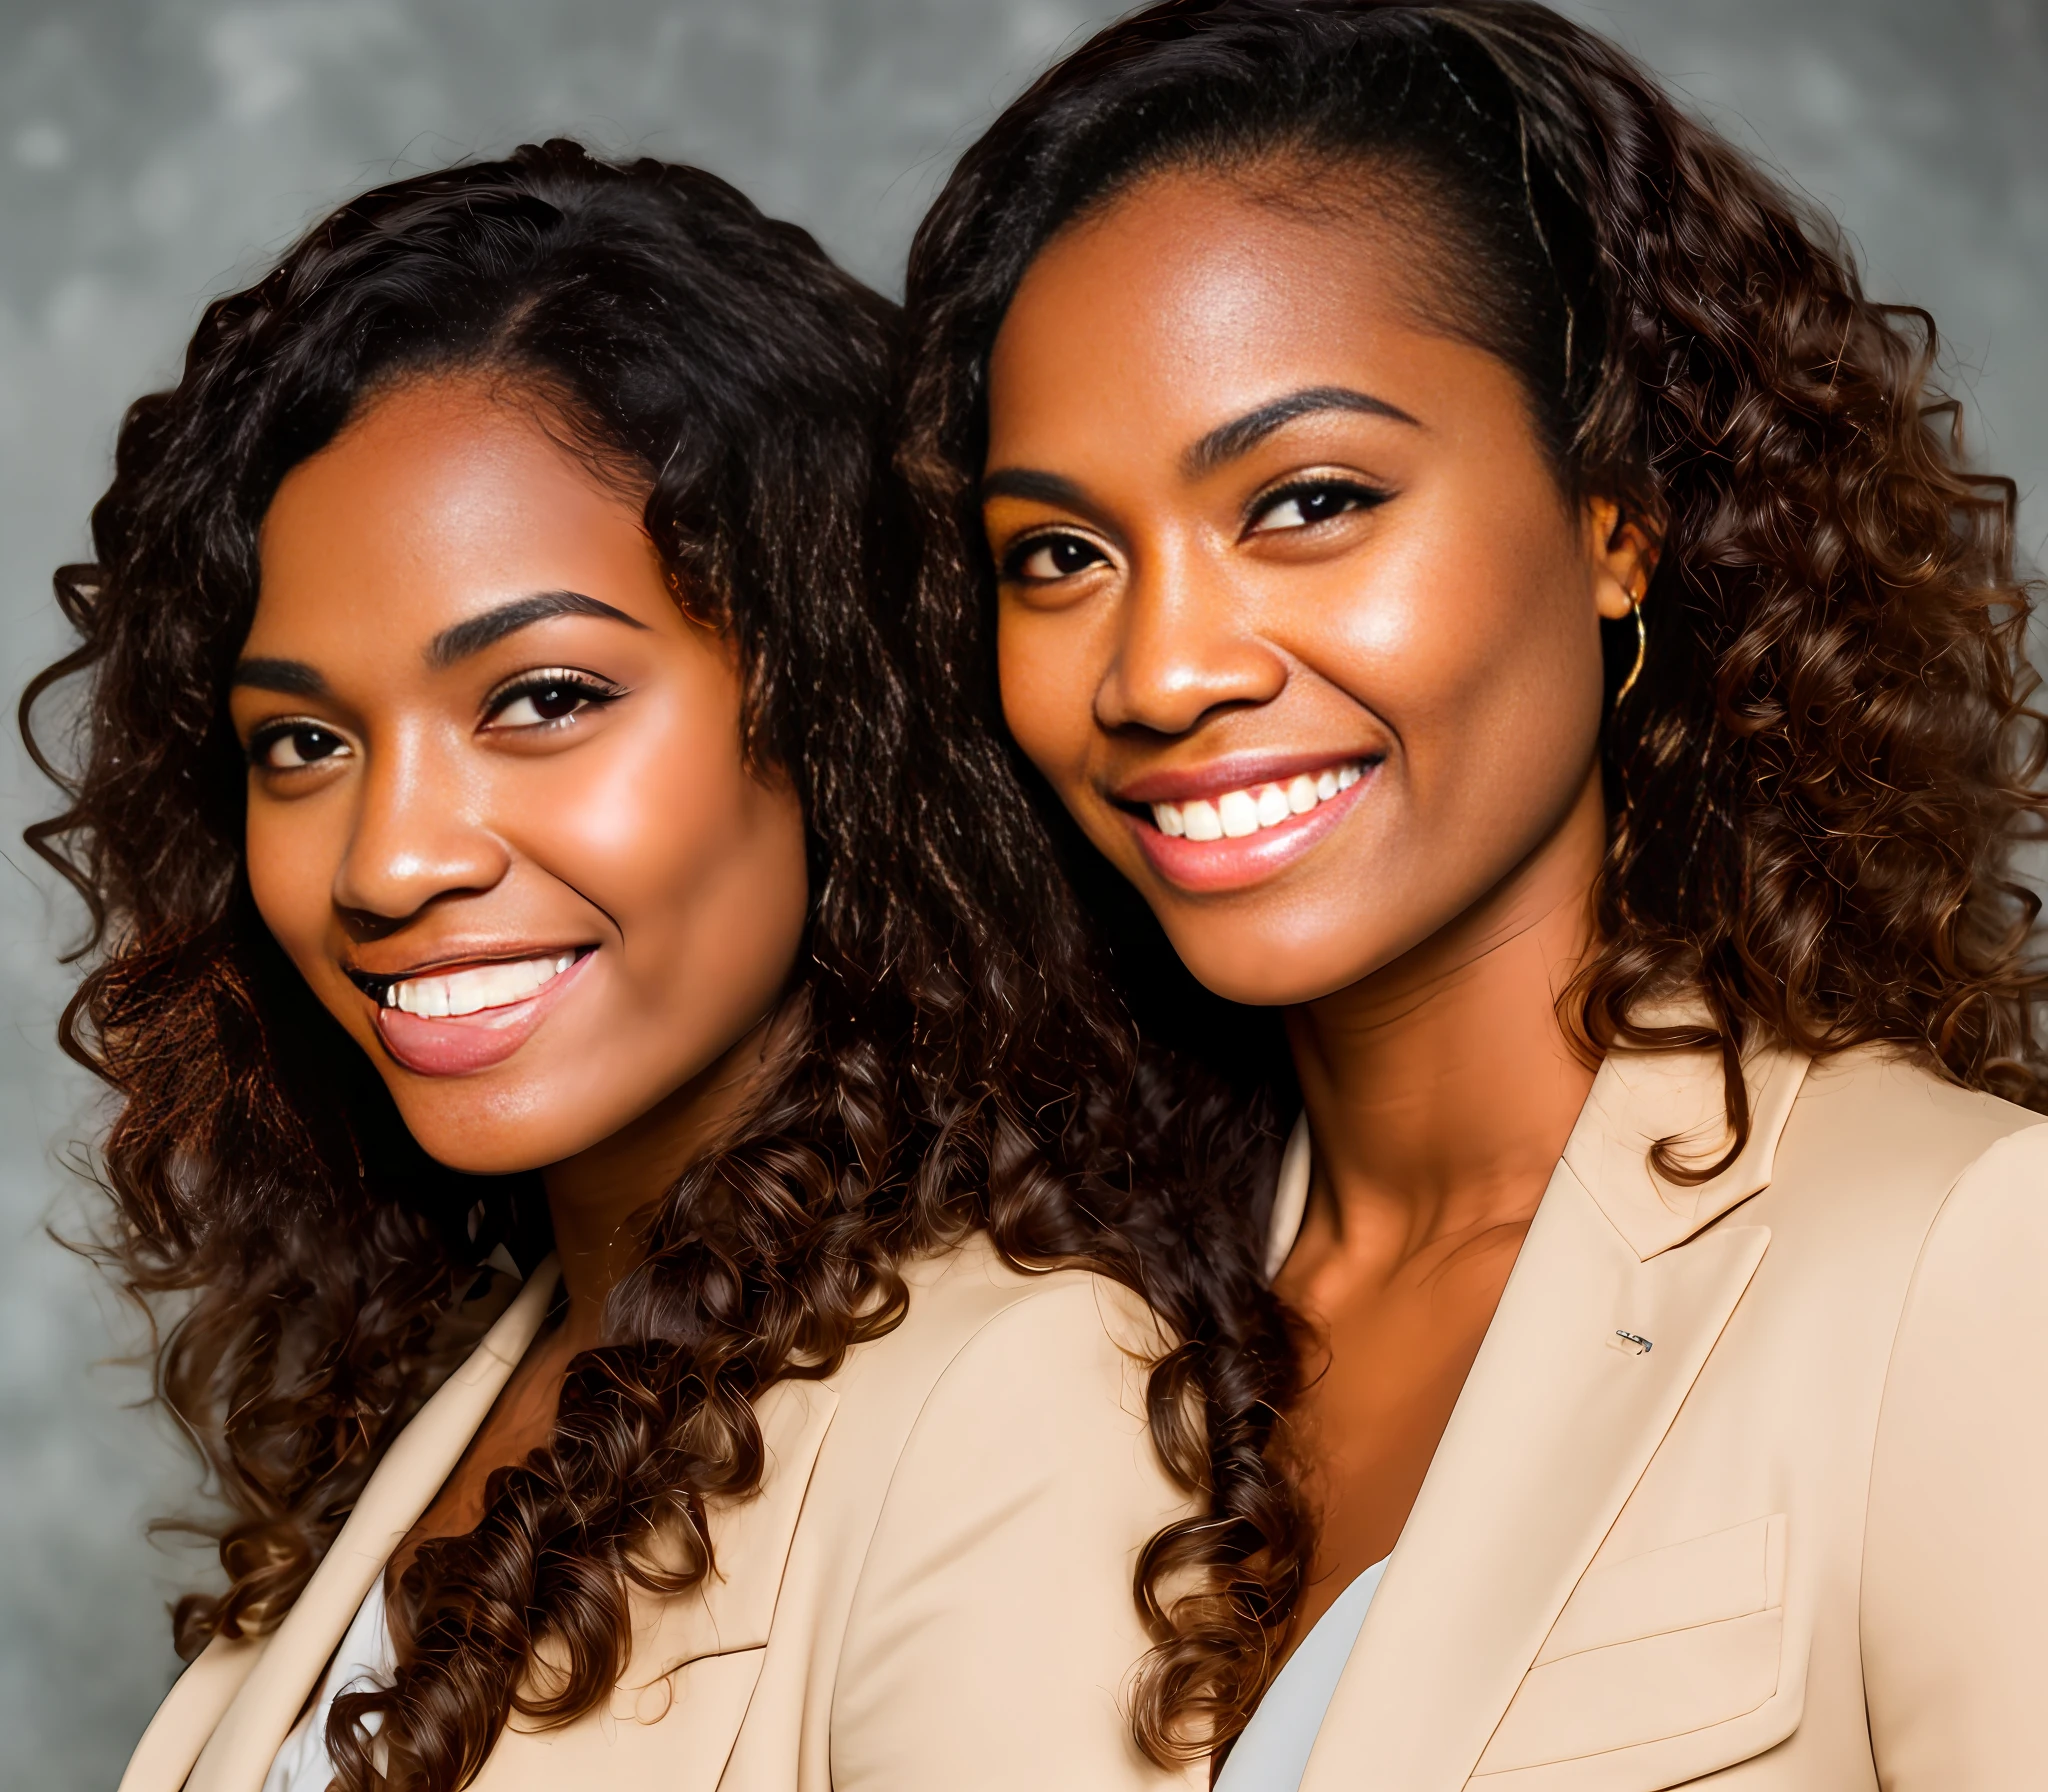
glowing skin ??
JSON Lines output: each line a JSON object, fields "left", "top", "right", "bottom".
{"left": 983, "top": 170, "right": 1655, "bottom": 1642}
{"left": 231, "top": 375, "right": 808, "bottom": 1554}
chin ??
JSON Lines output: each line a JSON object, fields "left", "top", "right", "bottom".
{"left": 383, "top": 1080, "right": 605, "bottom": 1179}
{"left": 1165, "top": 923, "right": 1379, "bottom": 1009}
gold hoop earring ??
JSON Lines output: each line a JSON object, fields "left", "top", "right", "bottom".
{"left": 1614, "top": 596, "right": 1646, "bottom": 705}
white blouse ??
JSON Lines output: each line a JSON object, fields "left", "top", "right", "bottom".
{"left": 1213, "top": 1559, "right": 1387, "bottom": 1792}
{"left": 261, "top": 1576, "right": 392, "bottom": 1792}
{"left": 1221, "top": 1119, "right": 1386, "bottom": 1791}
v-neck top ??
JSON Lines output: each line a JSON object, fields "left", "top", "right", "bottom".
{"left": 260, "top": 1575, "right": 392, "bottom": 1792}
{"left": 1221, "top": 1116, "right": 1384, "bottom": 1792}
{"left": 1213, "top": 1557, "right": 1389, "bottom": 1792}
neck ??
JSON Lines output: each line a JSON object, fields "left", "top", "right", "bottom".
{"left": 540, "top": 1005, "right": 789, "bottom": 1348}
{"left": 1287, "top": 769, "right": 1607, "bottom": 1263}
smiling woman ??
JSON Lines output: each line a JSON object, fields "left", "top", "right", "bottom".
{"left": 898, "top": 2, "right": 2048, "bottom": 1786}
{"left": 230, "top": 378, "right": 805, "bottom": 1162}
{"left": 22, "top": 140, "right": 1292, "bottom": 1792}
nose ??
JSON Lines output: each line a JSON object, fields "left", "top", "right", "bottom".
{"left": 332, "top": 722, "right": 510, "bottom": 924}
{"left": 1094, "top": 545, "right": 1287, "bottom": 737}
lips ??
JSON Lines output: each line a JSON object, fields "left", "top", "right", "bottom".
{"left": 1115, "top": 755, "right": 1379, "bottom": 894}
{"left": 362, "top": 949, "right": 593, "bottom": 1076}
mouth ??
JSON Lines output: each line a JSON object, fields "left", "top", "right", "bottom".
{"left": 348, "top": 948, "right": 595, "bottom": 1076}
{"left": 1113, "top": 754, "right": 1380, "bottom": 893}
{"left": 1141, "top": 758, "right": 1369, "bottom": 842}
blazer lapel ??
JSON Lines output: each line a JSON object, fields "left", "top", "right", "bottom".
{"left": 181, "top": 1259, "right": 561, "bottom": 1792}
{"left": 1295, "top": 1044, "right": 1807, "bottom": 1791}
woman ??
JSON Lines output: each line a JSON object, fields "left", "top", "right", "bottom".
{"left": 897, "top": 2, "right": 2048, "bottom": 1785}
{"left": 25, "top": 142, "right": 1293, "bottom": 1792}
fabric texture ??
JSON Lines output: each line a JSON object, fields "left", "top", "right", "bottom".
{"left": 1266, "top": 1042, "right": 2048, "bottom": 1791}
{"left": 119, "top": 1236, "right": 1201, "bottom": 1792}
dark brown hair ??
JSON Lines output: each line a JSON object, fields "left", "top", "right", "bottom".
{"left": 894, "top": 0, "right": 2043, "bottom": 1749}
{"left": 900, "top": 0, "right": 2043, "bottom": 1178}
{"left": 23, "top": 141, "right": 1299, "bottom": 1787}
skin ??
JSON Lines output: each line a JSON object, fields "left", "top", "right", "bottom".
{"left": 982, "top": 169, "right": 1655, "bottom": 1647}
{"left": 231, "top": 375, "right": 808, "bottom": 1562}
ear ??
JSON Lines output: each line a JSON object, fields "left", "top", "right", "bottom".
{"left": 1583, "top": 496, "right": 1661, "bottom": 623}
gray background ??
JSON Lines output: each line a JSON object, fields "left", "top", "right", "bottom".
{"left": 3, "top": 1, "right": 2043, "bottom": 1783}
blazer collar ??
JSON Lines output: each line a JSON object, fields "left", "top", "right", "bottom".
{"left": 1565, "top": 1040, "right": 1809, "bottom": 1259}
{"left": 181, "top": 1259, "right": 562, "bottom": 1792}
{"left": 1286, "top": 1040, "right": 1807, "bottom": 1791}
{"left": 1266, "top": 1037, "right": 1812, "bottom": 1271}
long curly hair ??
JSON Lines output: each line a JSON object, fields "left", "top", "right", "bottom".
{"left": 22, "top": 141, "right": 1302, "bottom": 1788}
{"left": 896, "top": 0, "right": 2045, "bottom": 1226}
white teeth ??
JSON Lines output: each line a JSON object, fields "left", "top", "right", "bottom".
{"left": 1149, "top": 761, "right": 1367, "bottom": 843}
{"left": 385, "top": 952, "right": 578, "bottom": 1019}
{"left": 1218, "top": 790, "right": 1260, "bottom": 837}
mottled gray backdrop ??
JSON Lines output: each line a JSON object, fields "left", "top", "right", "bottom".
{"left": 3, "top": 0, "right": 2043, "bottom": 1783}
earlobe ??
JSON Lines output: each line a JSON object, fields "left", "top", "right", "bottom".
{"left": 1586, "top": 497, "right": 1661, "bottom": 624}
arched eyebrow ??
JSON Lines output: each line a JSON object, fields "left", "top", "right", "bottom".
{"left": 1182, "top": 385, "right": 1421, "bottom": 478}
{"left": 426, "top": 590, "right": 647, "bottom": 668}
{"left": 980, "top": 468, "right": 1093, "bottom": 509}
{"left": 232, "top": 658, "right": 327, "bottom": 695}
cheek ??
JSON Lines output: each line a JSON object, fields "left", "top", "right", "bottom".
{"left": 997, "top": 602, "right": 1094, "bottom": 787}
{"left": 1329, "top": 490, "right": 1602, "bottom": 786}
{"left": 245, "top": 793, "right": 344, "bottom": 978}
{"left": 530, "top": 686, "right": 808, "bottom": 997}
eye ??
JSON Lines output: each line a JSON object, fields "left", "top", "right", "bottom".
{"left": 482, "top": 669, "right": 624, "bottom": 731}
{"left": 1003, "top": 532, "right": 1111, "bottom": 583}
{"left": 251, "top": 722, "right": 350, "bottom": 771}
{"left": 1248, "top": 478, "right": 1388, "bottom": 535}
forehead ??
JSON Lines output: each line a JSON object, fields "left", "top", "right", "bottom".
{"left": 250, "top": 376, "right": 658, "bottom": 650}
{"left": 987, "top": 167, "right": 1443, "bottom": 448}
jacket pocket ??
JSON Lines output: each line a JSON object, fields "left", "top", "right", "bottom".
{"left": 1471, "top": 1515, "right": 1798, "bottom": 1789}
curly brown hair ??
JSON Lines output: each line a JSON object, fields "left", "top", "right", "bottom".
{"left": 22, "top": 142, "right": 1301, "bottom": 1788}
{"left": 895, "top": 0, "right": 2043, "bottom": 1750}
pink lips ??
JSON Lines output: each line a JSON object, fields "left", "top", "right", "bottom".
{"left": 1125, "top": 765, "right": 1374, "bottom": 893}
{"left": 374, "top": 951, "right": 592, "bottom": 1076}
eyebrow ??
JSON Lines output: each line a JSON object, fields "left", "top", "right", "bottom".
{"left": 426, "top": 590, "right": 648, "bottom": 668}
{"left": 1182, "top": 385, "right": 1422, "bottom": 478}
{"left": 979, "top": 467, "right": 1095, "bottom": 510}
{"left": 231, "top": 657, "right": 328, "bottom": 696}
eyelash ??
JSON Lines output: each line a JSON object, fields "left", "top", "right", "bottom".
{"left": 1247, "top": 476, "right": 1391, "bottom": 532}
{"left": 247, "top": 719, "right": 348, "bottom": 772}
{"left": 245, "top": 669, "right": 625, "bottom": 773}
{"left": 998, "top": 475, "right": 1393, "bottom": 584}
{"left": 480, "top": 667, "right": 626, "bottom": 731}
{"left": 1001, "top": 532, "right": 1108, "bottom": 584}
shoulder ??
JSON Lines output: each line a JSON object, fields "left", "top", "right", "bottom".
{"left": 838, "top": 1230, "right": 1167, "bottom": 1410}
{"left": 809, "top": 1233, "right": 1175, "bottom": 1536}
{"left": 1766, "top": 1046, "right": 2043, "bottom": 1237}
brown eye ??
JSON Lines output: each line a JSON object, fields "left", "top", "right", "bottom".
{"left": 1249, "top": 479, "right": 1387, "bottom": 534}
{"left": 1006, "top": 532, "right": 1109, "bottom": 582}
{"left": 499, "top": 682, "right": 584, "bottom": 724}
{"left": 483, "top": 669, "right": 623, "bottom": 731}
{"left": 254, "top": 723, "right": 349, "bottom": 770}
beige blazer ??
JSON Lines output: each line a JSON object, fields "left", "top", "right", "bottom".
{"left": 1280, "top": 1040, "right": 2048, "bottom": 1791}
{"left": 118, "top": 1235, "right": 1203, "bottom": 1792}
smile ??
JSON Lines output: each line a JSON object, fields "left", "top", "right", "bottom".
{"left": 383, "top": 951, "right": 578, "bottom": 1017}
{"left": 1149, "top": 761, "right": 1366, "bottom": 841}
{"left": 356, "top": 948, "right": 595, "bottom": 1077}
{"left": 1117, "top": 754, "right": 1379, "bottom": 895}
